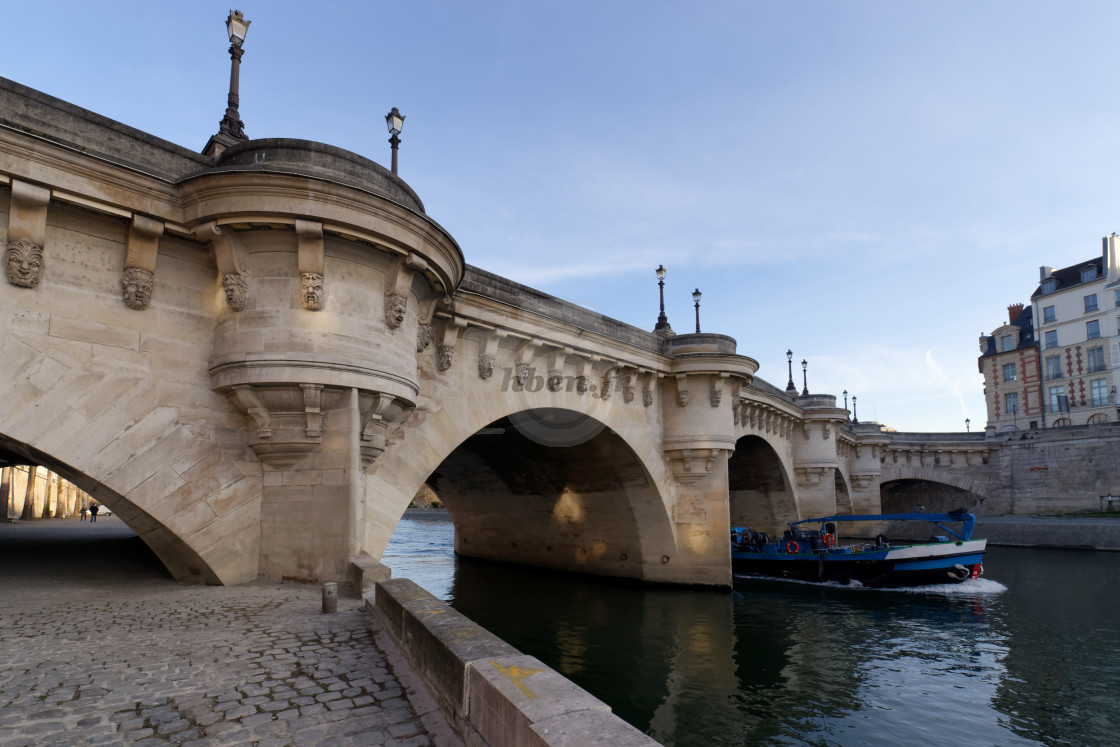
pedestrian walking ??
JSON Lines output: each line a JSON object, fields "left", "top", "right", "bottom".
{"left": 89, "top": 504, "right": 99, "bottom": 523}
{"left": 80, "top": 506, "right": 87, "bottom": 521}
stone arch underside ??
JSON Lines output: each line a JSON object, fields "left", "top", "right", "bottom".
{"left": 363, "top": 388, "right": 677, "bottom": 583}
{"left": 0, "top": 433, "right": 231, "bottom": 583}
{"left": 879, "top": 466, "right": 987, "bottom": 514}
{"left": 727, "top": 435, "right": 796, "bottom": 536}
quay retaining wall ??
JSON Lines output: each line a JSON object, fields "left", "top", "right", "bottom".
{"left": 882, "top": 516, "right": 1120, "bottom": 551}
{"left": 365, "top": 577, "right": 658, "bottom": 747}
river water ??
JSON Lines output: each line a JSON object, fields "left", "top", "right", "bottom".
{"left": 384, "top": 515, "right": 1120, "bottom": 746}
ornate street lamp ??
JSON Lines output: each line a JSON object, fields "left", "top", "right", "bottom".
{"left": 843, "top": 390, "right": 849, "bottom": 418}
{"left": 692, "top": 289, "right": 702, "bottom": 333}
{"left": 801, "top": 359, "right": 809, "bottom": 396}
{"left": 385, "top": 108, "right": 405, "bottom": 175}
{"left": 852, "top": 396, "right": 859, "bottom": 423}
{"left": 785, "top": 350, "right": 796, "bottom": 393}
{"left": 203, "top": 10, "right": 251, "bottom": 157}
{"left": 219, "top": 10, "right": 250, "bottom": 142}
{"left": 654, "top": 265, "right": 672, "bottom": 333}
{"left": 966, "top": 417, "right": 971, "bottom": 433}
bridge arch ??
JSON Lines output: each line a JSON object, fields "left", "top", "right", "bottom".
{"left": 0, "top": 433, "right": 231, "bottom": 583}
{"left": 363, "top": 371, "right": 677, "bottom": 583}
{"left": 727, "top": 434, "right": 797, "bottom": 535}
{"left": 878, "top": 465, "right": 987, "bottom": 513}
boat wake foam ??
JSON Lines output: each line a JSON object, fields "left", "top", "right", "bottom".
{"left": 733, "top": 573, "right": 1007, "bottom": 595}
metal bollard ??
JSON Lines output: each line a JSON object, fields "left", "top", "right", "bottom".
{"left": 322, "top": 582, "right": 338, "bottom": 614}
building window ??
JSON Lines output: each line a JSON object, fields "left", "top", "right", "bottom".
{"left": 1087, "top": 319, "right": 1101, "bottom": 339}
{"left": 1002, "top": 362, "right": 1017, "bottom": 381}
{"left": 1049, "top": 385, "right": 1067, "bottom": 414}
{"left": 1115, "top": 289, "right": 1120, "bottom": 308}
{"left": 1081, "top": 266, "right": 1098, "bottom": 282}
{"left": 1091, "top": 379, "right": 1109, "bottom": 407}
{"left": 1085, "top": 294, "right": 1099, "bottom": 312}
{"left": 1043, "top": 305, "right": 1056, "bottom": 323}
{"left": 998, "top": 335, "right": 1013, "bottom": 352}
{"left": 1045, "top": 330, "right": 1058, "bottom": 348}
{"left": 1046, "top": 355, "right": 1062, "bottom": 380}
{"left": 1042, "top": 278, "right": 1057, "bottom": 294}
{"left": 1004, "top": 392, "right": 1019, "bottom": 415}
{"left": 1088, "top": 346, "right": 1106, "bottom": 373}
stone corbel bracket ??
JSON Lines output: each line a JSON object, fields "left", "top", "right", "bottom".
{"left": 711, "top": 374, "right": 728, "bottom": 407}
{"left": 5, "top": 180, "right": 50, "bottom": 289}
{"left": 478, "top": 329, "right": 505, "bottom": 380}
{"left": 359, "top": 391, "right": 412, "bottom": 464}
{"left": 513, "top": 338, "right": 540, "bottom": 387}
{"left": 296, "top": 219, "right": 325, "bottom": 311}
{"left": 225, "top": 384, "right": 343, "bottom": 468}
{"left": 619, "top": 368, "right": 635, "bottom": 404}
{"left": 850, "top": 474, "right": 876, "bottom": 490}
{"left": 600, "top": 364, "right": 619, "bottom": 400}
{"left": 546, "top": 348, "right": 569, "bottom": 392}
{"left": 122, "top": 215, "right": 164, "bottom": 310}
{"left": 385, "top": 252, "right": 429, "bottom": 329}
{"left": 641, "top": 371, "right": 656, "bottom": 407}
{"left": 195, "top": 220, "right": 249, "bottom": 311}
{"left": 416, "top": 294, "right": 451, "bottom": 353}
{"left": 231, "top": 385, "right": 272, "bottom": 439}
{"left": 675, "top": 374, "right": 689, "bottom": 407}
{"left": 573, "top": 356, "right": 595, "bottom": 394}
{"left": 436, "top": 316, "right": 468, "bottom": 371}
{"left": 665, "top": 447, "right": 728, "bottom": 482}
{"left": 794, "top": 466, "right": 829, "bottom": 486}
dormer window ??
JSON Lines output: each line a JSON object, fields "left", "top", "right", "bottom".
{"left": 1041, "top": 278, "right": 1057, "bottom": 294}
{"left": 1081, "top": 266, "right": 1098, "bottom": 282}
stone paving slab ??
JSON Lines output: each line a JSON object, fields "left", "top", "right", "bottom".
{"left": 0, "top": 519, "right": 460, "bottom": 746}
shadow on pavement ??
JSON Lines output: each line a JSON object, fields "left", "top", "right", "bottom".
{"left": 0, "top": 517, "right": 172, "bottom": 583}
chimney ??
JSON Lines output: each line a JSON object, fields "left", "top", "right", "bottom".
{"left": 1039, "top": 265, "right": 1053, "bottom": 281}
{"left": 1105, "top": 234, "right": 1119, "bottom": 278}
{"left": 1007, "top": 303, "right": 1024, "bottom": 324}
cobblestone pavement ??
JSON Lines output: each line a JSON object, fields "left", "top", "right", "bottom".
{"left": 0, "top": 519, "right": 455, "bottom": 747}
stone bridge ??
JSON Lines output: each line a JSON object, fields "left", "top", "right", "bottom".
{"left": 0, "top": 77, "right": 1007, "bottom": 589}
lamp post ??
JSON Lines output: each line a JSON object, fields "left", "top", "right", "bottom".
{"left": 852, "top": 396, "right": 858, "bottom": 423}
{"left": 218, "top": 10, "right": 251, "bottom": 142}
{"left": 966, "top": 417, "right": 971, "bottom": 433}
{"left": 692, "top": 289, "right": 702, "bottom": 333}
{"left": 801, "top": 359, "right": 809, "bottom": 396}
{"left": 385, "top": 108, "right": 405, "bottom": 175}
{"left": 785, "top": 350, "right": 796, "bottom": 393}
{"left": 843, "top": 390, "right": 849, "bottom": 418}
{"left": 654, "top": 265, "right": 672, "bottom": 333}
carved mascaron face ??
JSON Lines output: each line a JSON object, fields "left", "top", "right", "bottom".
{"left": 301, "top": 272, "right": 324, "bottom": 311}
{"left": 547, "top": 374, "right": 563, "bottom": 392}
{"left": 6, "top": 239, "right": 43, "bottom": 288}
{"left": 121, "top": 267, "right": 154, "bottom": 310}
{"left": 385, "top": 293, "right": 407, "bottom": 328}
{"left": 222, "top": 274, "right": 248, "bottom": 311}
{"left": 437, "top": 346, "right": 454, "bottom": 371}
{"left": 479, "top": 355, "right": 495, "bottom": 379}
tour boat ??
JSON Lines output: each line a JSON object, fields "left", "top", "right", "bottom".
{"left": 731, "top": 511, "right": 986, "bottom": 587}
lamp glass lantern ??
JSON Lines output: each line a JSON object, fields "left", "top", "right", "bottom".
{"left": 385, "top": 108, "right": 405, "bottom": 136}
{"left": 227, "top": 10, "right": 250, "bottom": 45}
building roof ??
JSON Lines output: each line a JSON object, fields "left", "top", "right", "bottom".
{"left": 979, "top": 305, "right": 1035, "bottom": 358}
{"left": 1031, "top": 257, "right": 1104, "bottom": 299}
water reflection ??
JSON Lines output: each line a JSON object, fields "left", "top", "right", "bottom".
{"left": 386, "top": 518, "right": 1120, "bottom": 746}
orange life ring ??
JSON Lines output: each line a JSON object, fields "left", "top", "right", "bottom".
{"left": 822, "top": 533, "right": 835, "bottom": 548}
{"left": 785, "top": 540, "right": 800, "bottom": 554}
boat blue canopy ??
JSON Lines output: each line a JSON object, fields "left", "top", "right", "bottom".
{"left": 789, "top": 512, "right": 976, "bottom": 541}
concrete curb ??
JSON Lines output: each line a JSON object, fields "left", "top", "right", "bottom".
{"left": 367, "top": 578, "right": 659, "bottom": 747}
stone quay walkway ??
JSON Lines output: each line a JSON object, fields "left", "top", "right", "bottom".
{"left": 0, "top": 518, "right": 459, "bottom": 747}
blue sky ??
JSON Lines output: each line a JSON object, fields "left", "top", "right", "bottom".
{"left": 6, "top": 1, "right": 1120, "bottom": 431}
